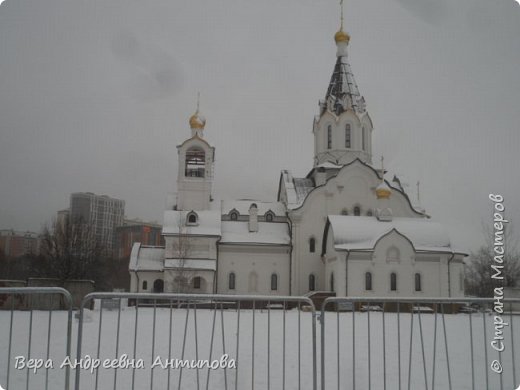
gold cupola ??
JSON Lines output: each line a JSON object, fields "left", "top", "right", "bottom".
{"left": 334, "top": 29, "right": 350, "bottom": 44}
{"left": 189, "top": 92, "right": 206, "bottom": 130}
{"left": 189, "top": 111, "right": 206, "bottom": 130}
{"left": 376, "top": 182, "right": 392, "bottom": 199}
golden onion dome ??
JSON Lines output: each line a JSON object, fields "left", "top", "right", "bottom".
{"left": 334, "top": 29, "right": 350, "bottom": 44}
{"left": 376, "top": 182, "right": 392, "bottom": 200}
{"left": 189, "top": 111, "right": 206, "bottom": 130}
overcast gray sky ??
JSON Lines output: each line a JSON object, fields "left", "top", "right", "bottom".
{"left": 0, "top": 0, "right": 519, "bottom": 252}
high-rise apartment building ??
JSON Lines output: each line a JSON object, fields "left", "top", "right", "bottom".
{"left": 69, "top": 192, "right": 125, "bottom": 252}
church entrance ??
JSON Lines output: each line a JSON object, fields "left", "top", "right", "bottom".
{"left": 153, "top": 279, "right": 164, "bottom": 293}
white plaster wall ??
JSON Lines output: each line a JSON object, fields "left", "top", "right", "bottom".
{"left": 217, "top": 245, "right": 290, "bottom": 295}
{"left": 164, "top": 236, "right": 218, "bottom": 259}
{"left": 290, "top": 162, "right": 423, "bottom": 295}
{"left": 133, "top": 271, "right": 165, "bottom": 293}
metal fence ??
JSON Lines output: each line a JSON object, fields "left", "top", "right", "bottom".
{"left": 74, "top": 293, "right": 317, "bottom": 390}
{"left": 0, "top": 287, "right": 73, "bottom": 390}
{"left": 320, "top": 297, "right": 519, "bottom": 390}
{"left": 2, "top": 289, "right": 519, "bottom": 390}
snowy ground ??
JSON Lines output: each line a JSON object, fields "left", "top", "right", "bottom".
{"left": 0, "top": 305, "right": 518, "bottom": 390}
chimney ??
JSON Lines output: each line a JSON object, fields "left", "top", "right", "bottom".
{"left": 248, "top": 203, "right": 258, "bottom": 232}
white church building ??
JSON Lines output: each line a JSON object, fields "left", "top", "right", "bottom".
{"left": 129, "top": 19, "right": 466, "bottom": 298}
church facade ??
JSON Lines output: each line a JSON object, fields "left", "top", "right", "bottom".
{"left": 129, "top": 22, "right": 466, "bottom": 298}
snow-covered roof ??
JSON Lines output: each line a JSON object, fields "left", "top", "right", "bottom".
{"left": 129, "top": 243, "right": 165, "bottom": 271}
{"left": 328, "top": 216, "right": 460, "bottom": 253}
{"left": 221, "top": 200, "right": 286, "bottom": 216}
{"left": 281, "top": 170, "right": 315, "bottom": 209}
{"left": 315, "top": 162, "right": 343, "bottom": 169}
{"left": 220, "top": 222, "right": 290, "bottom": 245}
{"left": 163, "top": 210, "right": 221, "bottom": 236}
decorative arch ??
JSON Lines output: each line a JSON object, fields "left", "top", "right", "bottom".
{"left": 186, "top": 211, "right": 198, "bottom": 225}
{"left": 229, "top": 209, "right": 239, "bottom": 221}
{"left": 265, "top": 210, "right": 275, "bottom": 222}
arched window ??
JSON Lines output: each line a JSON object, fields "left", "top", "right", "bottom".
{"left": 265, "top": 212, "right": 274, "bottom": 222}
{"left": 330, "top": 272, "right": 335, "bottom": 292}
{"left": 390, "top": 273, "right": 397, "bottom": 291}
{"left": 153, "top": 279, "right": 164, "bottom": 293}
{"left": 309, "top": 237, "right": 316, "bottom": 253}
{"left": 142, "top": 280, "right": 148, "bottom": 290}
{"left": 354, "top": 206, "right": 361, "bottom": 216}
{"left": 229, "top": 272, "right": 236, "bottom": 290}
{"left": 186, "top": 212, "right": 198, "bottom": 225}
{"left": 345, "top": 124, "right": 351, "bottom": 148}
{"left": 327, "top": 125, "right": 332, "bottom": 149}
{"left": 415, "top": 273, "right": 422, "bottom": 292}
{"left": 341, "top": 209, "right": 348, "bottom": 215}
{"left": 365, "top": 272, "right": 372, "bottom": 291}
{"left": 193, "top": 276, "right": 201, "bottom": 289}
{"left": 271, "top": 274, "right": 278, "bottom": 291}
{"left": 309, "top": 274, "right": 316, "bottom": 291}
{"left": 366, "top": 210, "right": 373, "bottom": 216}
{"left": 185, "top": 148, "right": 205, "bottom": 177}
{"left": 230, "top": 211, "right": 238, "bottom": 221}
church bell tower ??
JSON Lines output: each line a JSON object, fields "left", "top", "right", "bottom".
{"left": 176, "top": 95, "right": 215, "bottom": 211}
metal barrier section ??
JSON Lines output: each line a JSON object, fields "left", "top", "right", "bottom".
{"left": 74, "top": 293, "right": 317, "bottom": 390}
{"left": 320, "top": 297, "right": 519, "bottom": 390}
{"left": 0, "top": 287, "right": 73, "bottom": 390}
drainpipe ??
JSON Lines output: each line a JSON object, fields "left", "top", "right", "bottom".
{"left": 345, "top": 251, "right": 350, "bottom": 297}
{"left": 447, "top": 252, "right": 455, "bottom": 297}
{"left": 286, "top": 215, "right": 294, "bottom": 296}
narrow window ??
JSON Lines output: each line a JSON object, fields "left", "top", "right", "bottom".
{"left": 345, "top": 124, "right": 351, "bottom": 148}
{"left": 341, "top": 209, "right": 348, "bottom": 215}
{"left": 271, "top": 274, "right": 278, "bottom": 291}
{"left": 142, "top": 280, "right": 148, "bottom": 290}
{"left": 415, "top": 273, "right": 422, "bottom": 292}
{"left": 265, "top": 212, "right": 274, "bottom": 222}
{"left": 327, "top": 125, "right": 332, "bottom": 149}
{"left": 309, "top": 274, "right": 316, "bottom": 291}
{"left": 354, "top": 206, "right": 361, "bottom": 216}
{"left": 309, "top": 237, "right": 316, "bottom": 253}
{"left": 390, "top": 273, "right": 397, "bottom": 291}
{"left": 229, "top": 273, "right": 236, "bottom": 290}
{"left": 330, "top": 272, "right": 335, "bottom": 292}
{"left": 230, "top": 212, "right": 238, "bottom": 221}
{"left": 366, "top": 210, "right": 373, "bottom": 216}
{"left": 365, "top": 272, "right": 372, "bottom": 291}
{"left": 362, "top": 127, "right": 366, "bottom": 151}
{"left": 193, "top": 277, "right": 201, "bottom": 289}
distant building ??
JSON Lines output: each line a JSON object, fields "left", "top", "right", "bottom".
{"left": 116, "top": 219, "right": 163, "bottom": 259}
{"left": 69, "top": 192, "right": 125, "bottom": 252}
{"left": 0, "top": 229, "right": 40, "bottom": 257}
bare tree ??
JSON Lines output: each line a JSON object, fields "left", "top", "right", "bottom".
{"left": 40, "top": 215, "right": 107, "bottom": 283}
{"left": 465, "top": 224, "right": 520, "bottom": 297}
{"left": 170, "top": 212, "right": 193, "bottom": 293}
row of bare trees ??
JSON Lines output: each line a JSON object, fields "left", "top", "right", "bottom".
{"left": 465, "top": 225, "right": 520, "bottom": 297}
{"left": 1, "top": 216, "right": 128, "bottom": 290}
